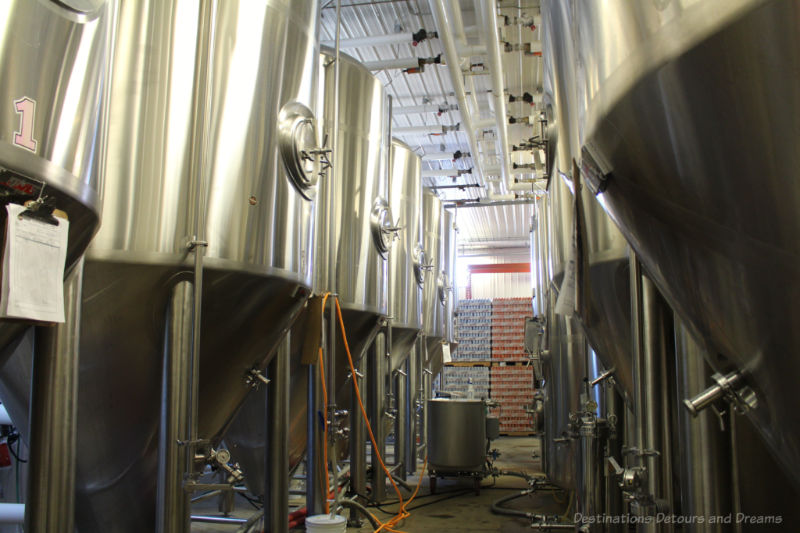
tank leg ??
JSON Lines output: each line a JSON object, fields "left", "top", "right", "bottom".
{"left": 264, "top": 332, "right": 290, "bottom": 533}
{"left": 429, "top": 475, "right": 437, "bottom": 494}
{"left": 473, "top": 476, "right": 481, "bottom": 496}
{"left": 26, "top": 259, "right": 84, "bottom": 533}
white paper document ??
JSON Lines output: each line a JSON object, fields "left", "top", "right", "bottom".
{"left": 0, "top": 203, "right": 69, "bottom": 323}
{"left": 442, "top": 342, "right": 452, "bottom": 364}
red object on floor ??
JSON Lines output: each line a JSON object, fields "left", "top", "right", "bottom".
{"left": 0, "top": 442, "right": 11, "bottom": 467}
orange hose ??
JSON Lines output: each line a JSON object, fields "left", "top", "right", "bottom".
{"left": 335, "top": 296, "right": 425, "bottom": 533}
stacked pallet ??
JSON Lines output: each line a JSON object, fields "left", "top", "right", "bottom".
{"left": 490, "top": 365, "right": 535, "bottom": 433}
{"left": 453, "top": 299, "right": 492, "bottom": 361}
{"left": 441, "top": 366, "right": 490, "bottom": 399}
{"left": 490, "top": 298, "right": 531, "bottom": 361}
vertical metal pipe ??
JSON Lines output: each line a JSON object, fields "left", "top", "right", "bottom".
{"left": 674, "top": 320, "right": 732, "bottom": 533}
{"left": 421, "top": 335, "right": 431, "bottom": 460}
{"left": 577, "top": 415, "right": 601, "bottom": 531}
{"left": 369, "top": 332, "right": 387, "bottom": 502}
{"left": 349, "top": 338, "right": 368, "bottom": 507}
{"left": 265, "top": 333, "right": 290, "bottom": 533}
{"left": 157, "top": 280, "right": 195, "bottom": 533}
{"left": 604, "top": 385, "right": 624, "bottom": 533}
{"left": 629, "top": 253, "right": 656, "bottom": 532}
{"left": 26, "top": 259, "right": 83, "bottom": 533}
{"left": 629, "top": 253, "right": 646, "bottom": 463}
{"left": 405, "top": 343, "right": 418, "bottom": 475}
{"left": 641, "top": 274, "right": 673, "bottom": 528}
{"left": 729, "top": 412, "right": 743, "bottom": 533}
{"left": 328, "top": 301, "right": 339, "bottom": 512}
{"left": 630, "top": 254, "right": 675, "bottom": 530}
{"left": 394, "top": 362, "right": 408, "bottom": 480}
{"left": 306, "top": 363, "right": 325, "bottom": 515}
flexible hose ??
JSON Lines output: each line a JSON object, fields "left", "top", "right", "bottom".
{"left": 335, "top": 296, "right": 428, "bottom": 533}
{"left": 491, "top": 489, "right": 536, "bottom": 519}
{"left": 339, "top": 499, "right": 382, "bottom": 529}
{"left": 490, "top": 489, "right": 574, "bottom": 529}
{"left": 496, "top": 470, "right": 534, "bottom": 482}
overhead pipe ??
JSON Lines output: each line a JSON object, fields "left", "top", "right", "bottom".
{"left": 362, "top": 55, "right": 441, "bottom": 71}
{"left": 450, "top": 8, "right": 481, "bottom": 116}
{"left": 393, "top": 104, "right": 458, "bottom": 116}
{"left": 393, "top": 124, "right": 459, "bottom": 136}
{"left": 421, "top": 151, "right": 468, "bottom": 161}
{"left": 477, "top": 0, "right": 514, "bottom": 192}
{"left": 421, "top": 168, "right": 471, "bottom": 178}
{"left": 321, "top": 29, "right": 436, "bottom": 49}
{"left": 430, "top": 0, "right": 486, "bottom": 189}
{"left": 458, "top": 44, "right": 487, "bottom": 57}
{"left": 443, "top": 199, "right": 535, "bottom": 209}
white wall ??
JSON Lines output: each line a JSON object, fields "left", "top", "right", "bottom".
{"left": 456, "top": 247, "right": 532, "bottom": 300}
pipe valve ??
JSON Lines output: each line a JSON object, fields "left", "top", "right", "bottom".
{"left": 683, "top": 370, "right": 757, "bottom": 416}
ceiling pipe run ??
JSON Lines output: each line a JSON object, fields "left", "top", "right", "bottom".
{"left": 394, "top": 124, "right": 459, "bottom": 135}
{"left": 477, "top": 0, "right": 514, "bottom": 193}
{"left": 421, "top": 151, "right": 469, "bottom": 161}
{"left": 393, "top": 104, "right": 458, "bottom": 115}
{"left": 321, "top": 29, "right": 436, "bottom": 49}
{"left": 430, "top": 0, "right": 486, "bottom": 189}
{"left": 422, "top": 168, "right": 471, "bottom": 177}
{"left": 443, "top": 199, "right": 536, "bottom": 208}
{"left": 362, "top": 55, "right": 440, "bottom": 71}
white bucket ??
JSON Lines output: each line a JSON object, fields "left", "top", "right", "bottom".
{"left": 305, "top": 514, "right": 347, "bottom": 533}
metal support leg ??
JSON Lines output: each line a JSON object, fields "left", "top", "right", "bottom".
{"left": 327, "top": 303, "right": 339, "bottom": 512}
{"left": 642, "top": 275, "right": 673, "bottom": 524}
{"left": 265, "top": 333, "right": 290, "bottom": 533}
{"left": 157, "top": 280, "right": 195, "bottom": 533}
{"left": 674, "top": 320, "right": 732, "bottom": 532}
{"left": 306, "top": 362, "right": 325, "bottom": 515}
{"left": 629, "top": 253, "right": 674, "bottom": 532}
{"left": 348, "top": 335, "right": 368, "bottom": 526}
{"left": 368, "top": 332, "right": 387, "bottom": 502}
{"left": 405, "top": 343, "right": 417, "bottom": 475}
{"left": 604, "top": 385, "right": 624, "bottom": 533}
{"left": 421, "top": 335, "right": 431, "bottom": 464}
{"left": 26, "top": 259, "right": 84, "bottom": 533}
{"left": 395, "top": 360, "right": 408, "bottom": 481}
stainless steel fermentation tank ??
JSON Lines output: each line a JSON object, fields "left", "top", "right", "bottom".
{"left": 384, "top": 139, "right": 425, "bottom": 488}
{"left": 0, "top": 0, "right": 116, "bottom": 355}
{"left": 538, "top": 168, "right": 589, "bottom": 491}
{"left": 539, "top": 0, "right": 633, "bottom": 405}
{"left": 1, "top": 1, "right": 322, "bottom": 531}
{"left": 388, "top": 139, "right": 424, "bottom": 370}
{"left": 422, "top": 189, "right": 454, "bottom": 371}
{"left": 428, "top": 207, "right": 456, "bottom": 377}
{"left": 224, "top": 47, "right": 392, "bottom": 499}
{"left": 556, "top": 0, "right": 800, "bottom": 482}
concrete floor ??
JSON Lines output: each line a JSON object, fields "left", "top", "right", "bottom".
{"left": 192, "top": 437, "right": 570, "bottom": 533}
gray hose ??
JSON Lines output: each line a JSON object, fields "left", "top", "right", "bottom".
{"left": 338, "top": 500, "right": 381, "bottom": 529}
{"left": 491, "top": 489, "right": 536, "bottom": 519}
{"left": 491, "top": 490, "right": 574, "bottom": 530}
{"left": 496, "top": 470, "right": 534, "bottom": 482}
